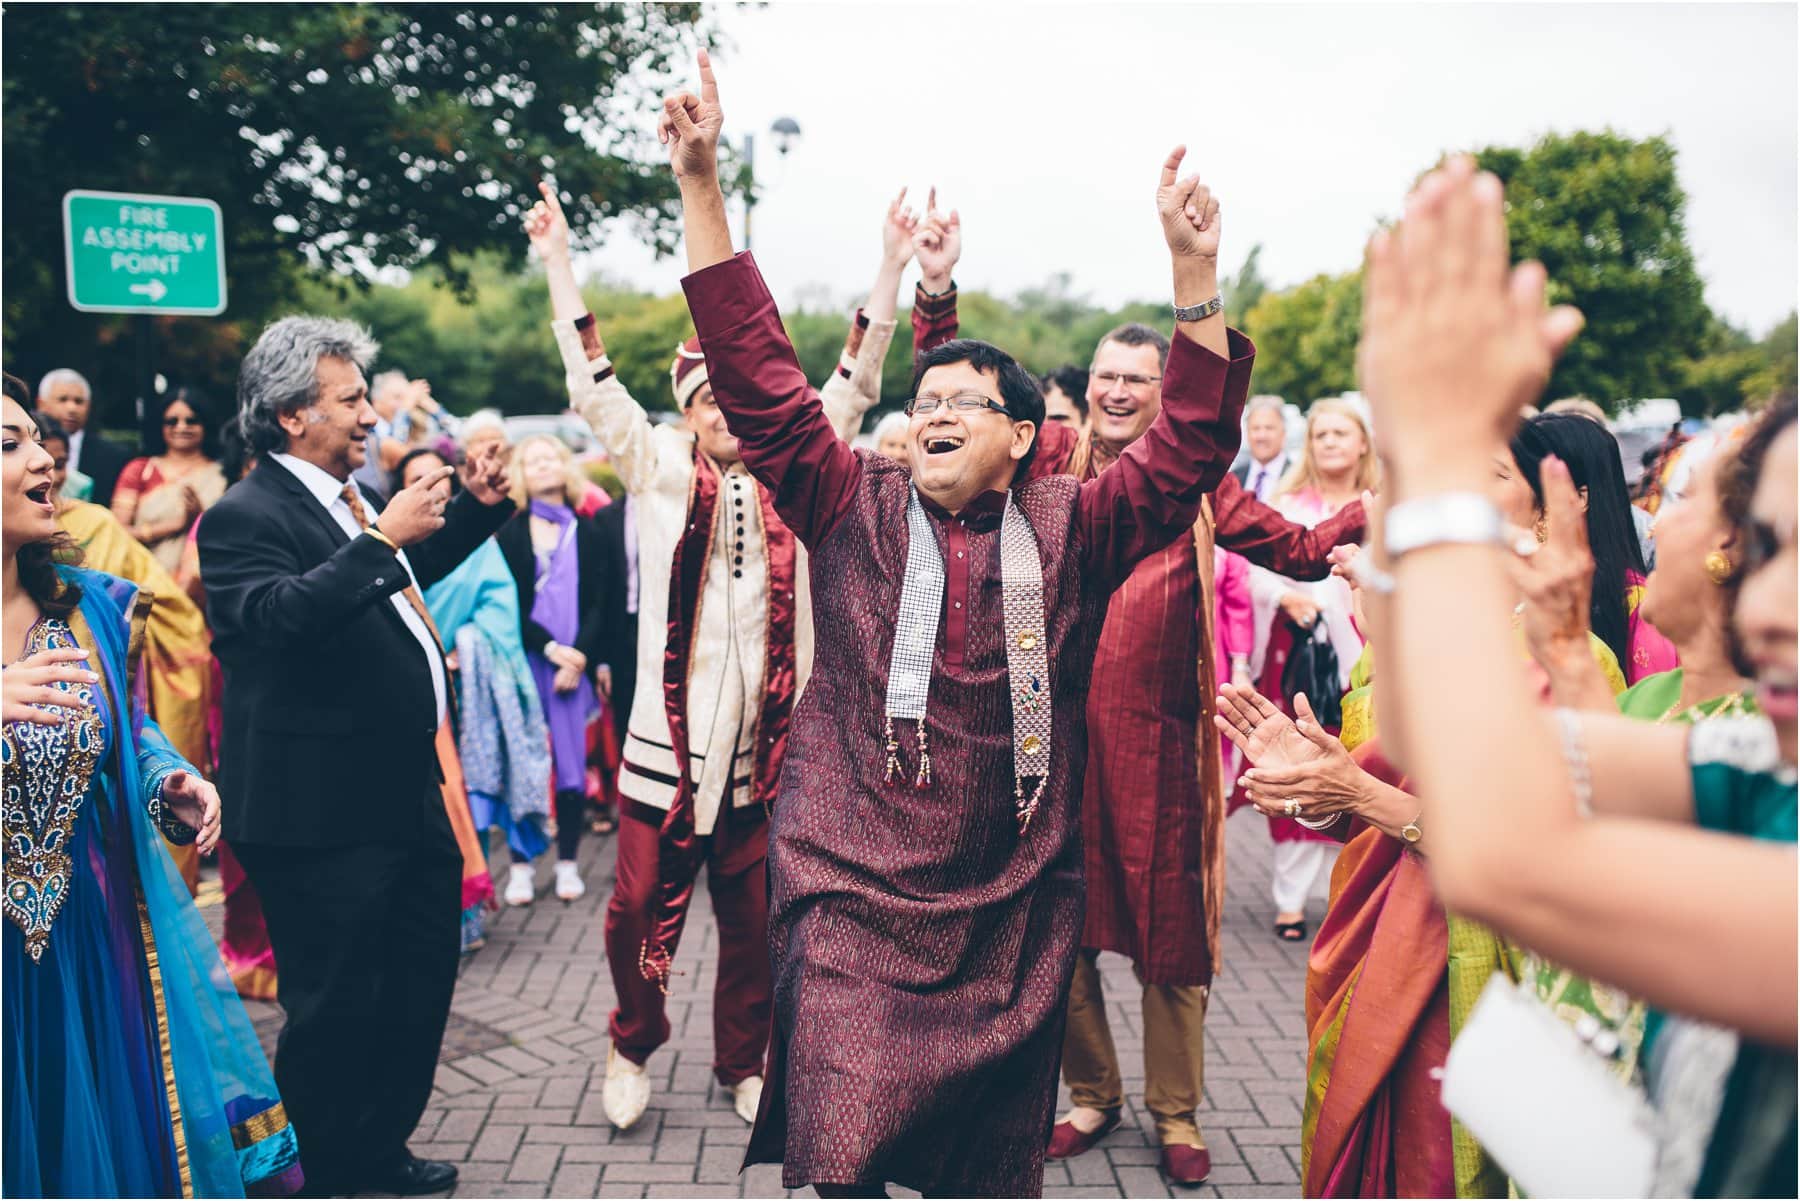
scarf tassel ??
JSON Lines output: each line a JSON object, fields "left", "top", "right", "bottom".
{"left": 638, "top": 940, "right": 683, "bottom": 996}
{"left": 882, "top": 715, "right": 933, "bottom": 789}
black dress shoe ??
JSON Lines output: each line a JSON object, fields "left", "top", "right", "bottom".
{"left": 363, "top": 1155, "right": 458, "bottom": 1196}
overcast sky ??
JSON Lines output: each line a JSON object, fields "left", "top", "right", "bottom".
{"left": 581, "top": 2, "right": 1797, "bottom": 334}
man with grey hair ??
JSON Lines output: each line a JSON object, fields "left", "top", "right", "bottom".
{"left": 1232, "top": 394, "right": 1292, "bottom": 501}
{"left": 37, "top": 367, "right": 130, "bottom": 505}
{"left": 198, "top": 315, "right": 514, "bottom": 1197}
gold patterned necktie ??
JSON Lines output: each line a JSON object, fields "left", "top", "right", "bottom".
{"left": 338, "top": 484, "right": 446, "bottom": 651}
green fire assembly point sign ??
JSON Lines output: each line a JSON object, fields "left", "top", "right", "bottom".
{"left": 63, "top": 190, "right": 227, "bottom": 315}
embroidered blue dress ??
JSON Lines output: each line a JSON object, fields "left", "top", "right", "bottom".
{"left": 2, "top": 568, "right": 302, "bottom": 1197}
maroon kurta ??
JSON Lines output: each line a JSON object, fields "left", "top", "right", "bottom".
{"left": 685, "top": 252, "right": 1251, "bottom": 1196}
{"left": 915, "top": 294, "right": 1367, "bottom": 985}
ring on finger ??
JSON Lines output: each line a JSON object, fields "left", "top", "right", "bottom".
{"left": 1284, "top": 799, "right": 1301, "bottom": 818}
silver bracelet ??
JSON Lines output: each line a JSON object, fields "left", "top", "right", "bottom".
{"left": 1553, "top": 707, "right": 1593, "bottom": 818}
{"left": 1344, "top": 552, "right": 1398, "bottom": 596}
{"left": 1385, "top": 493, "right": 1506, "bottom": 560}
{"left": 1172, "top": 294, "right": 1224, "bottom": 322}
{"left": 1294, "top": 812, "right": 1343, "bottom": 831}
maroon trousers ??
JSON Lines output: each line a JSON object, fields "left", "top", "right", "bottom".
{"left": 604, "top": 803, "right": 772, "bottom": 1085}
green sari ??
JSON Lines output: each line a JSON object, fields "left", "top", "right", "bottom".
{"left": 1526, "top": 669, "right": 1758, "bottom": 1097}
{"left": 1303, "top": 635, "right": 1627, "bottom": 1198}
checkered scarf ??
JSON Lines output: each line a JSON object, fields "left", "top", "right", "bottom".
{"left": 883, "top": 487, "right": 1052, "bottom": 831}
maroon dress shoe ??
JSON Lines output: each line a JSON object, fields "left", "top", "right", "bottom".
{"left": 1045, "top": 1108, "right": 1122, "bottom": 1159}
{"left": 1161, "top": 1144, "right": 1212, "bottom": 1186}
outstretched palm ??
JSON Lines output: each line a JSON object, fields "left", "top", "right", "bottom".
{"left": 1216, "top": 685, "right": 1328, "bottom": 772}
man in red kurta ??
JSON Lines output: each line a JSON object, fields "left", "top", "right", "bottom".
{"left": 656, "top": 52, "right": 1252, "bottom": 1196}
{"left": 912, "top": 248, "right": 1368, "bottom": 1185}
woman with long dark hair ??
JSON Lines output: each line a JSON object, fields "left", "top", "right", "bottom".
{"left": 110, "top": 386, "right": 228, "bottom": 574}
{"left": 1507, "top": 413, "right": 1677, "bottom": 682}
{"left": 2, "top": 384, "right": 300, "bottom": 1195}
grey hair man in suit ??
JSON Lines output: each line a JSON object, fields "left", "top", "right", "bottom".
{"left": 1231, "top": 394, "right": 1291, "bottom": 502}
{"left": 199, "top": 315, "right": 515, "bottom": 1197}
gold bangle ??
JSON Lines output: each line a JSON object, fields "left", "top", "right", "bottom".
{"left": 365, "top": 525, "right": 400, "bottom": 553}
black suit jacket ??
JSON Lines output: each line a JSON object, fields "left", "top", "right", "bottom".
{"left": 199, "top": 457, "right": 515, "bottom": 847}
{"left": 493, "top": 508, "right": 611, "bottom": 666}
{"left": 592, "top": 498, "right": 635, "bottom": 667}
{"left": 78, "top": 430, "right": 132, "bottom": 509}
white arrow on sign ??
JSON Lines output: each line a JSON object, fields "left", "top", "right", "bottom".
{"left": 128, "top": 279, "right": 169, "bottom": 302}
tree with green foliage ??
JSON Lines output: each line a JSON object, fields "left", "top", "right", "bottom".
{"left": 2, "top": 3, "right": 719, "bottom": 427}
{"left": 1241, "top": 270, "right": 1362, "bottom": 406}
{"left": 1471, "top": 130, "right": 1708, "bottom": 411}
{"left": 1223, "top": 243, "right": 1268, "bottom": 327}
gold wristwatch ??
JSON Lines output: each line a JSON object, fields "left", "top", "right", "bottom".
{"left": 1400, "top": 813, "right": 1424, "bottom": 845}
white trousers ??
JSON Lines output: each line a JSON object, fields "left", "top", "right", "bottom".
{"left": 1271, "top": 839, "right": 1334, "bottom": 914}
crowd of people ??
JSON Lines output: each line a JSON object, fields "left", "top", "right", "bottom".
{"left": 3, "top": 46, "right": 1794, "bottom": 1201}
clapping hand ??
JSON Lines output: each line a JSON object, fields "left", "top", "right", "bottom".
{"left": 1358, "top": 156, "right": 1583, "bottom": 484}
{"left": 1215, "top": 683, "right": 1324, "bottom": 774}
{"left": 524, "top": 181, "right": 573, "bottom": 264}
{"left": 914, "top": 186, "right": 961, "bottom": 292}
{"left": 658, "top": 49, "right": 725, "bottom": 181}
{"left": 1217, "top": 688, "right": 1365, "bottom": 825}
{"left": 460, "top": 441, "right": 511, "bottom": 507}
{"left": 461, "top": 441, "right": 511, "bottom": 508}
{"left": 1156, "top": 145, "right": 1221, "bottom": 262}
{"left": 2, "top": 647, "right": 97, "bottom": 726}
{"left": 882, "top": 188, "right": 919, "bottom": 270}
{"left": 161, "top": 770, "right": 222, "bottom": 855}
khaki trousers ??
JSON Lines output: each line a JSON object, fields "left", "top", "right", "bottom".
{"left": 1061, "top": 948, "right": 1210, "bottom": 1148}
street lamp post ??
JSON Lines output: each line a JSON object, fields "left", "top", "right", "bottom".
{"left": 741, "top": 116, "right": 802, "bottom": 252}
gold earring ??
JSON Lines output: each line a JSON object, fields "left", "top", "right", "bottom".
{"left": 1704, "top": 550, "right": 1733, "bottom": 585}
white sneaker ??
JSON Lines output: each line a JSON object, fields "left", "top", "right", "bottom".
{"left": 554, "top": 860, "right": 585, "bottom": 903}
{"left": 603, "top": 1044, "right": 651, "bottom": 1130}
{"left": 504, "top": 863, "right": 535, "bottom": 907}
{"left": 730, "top": 1074, "right": 764, "bottom": 1125}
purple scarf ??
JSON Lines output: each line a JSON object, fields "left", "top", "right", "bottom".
{"left": 527, "top": 499, "right": 598, "bottom": 792}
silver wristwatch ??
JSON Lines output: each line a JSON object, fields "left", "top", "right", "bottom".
{"left": 1385, "top": 493, "right": 1505, "bottom": 560}
{"left": 1172, "top": 294, "right": 1224, "bottom": 322}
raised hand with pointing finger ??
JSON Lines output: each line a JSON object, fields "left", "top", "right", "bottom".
{"left": 1156, "top": 145, "right": 1222, "bottom": 263}
{"left": 882, "top": 188, "right": 919, "bottom": 271}
{"left": 657, "top": 47, "right": 724, "bottom": 182}
{"left": 914, "top": 186, "right": 962, "bottom": 294}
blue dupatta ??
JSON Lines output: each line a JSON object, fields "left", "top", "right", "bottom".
{"left": 73, "top": 567, "right": 302, "bottom": 1196}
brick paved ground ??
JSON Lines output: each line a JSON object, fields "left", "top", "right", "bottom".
{"left": 217, "top": 809, "right": 1333, "bottom": 1198}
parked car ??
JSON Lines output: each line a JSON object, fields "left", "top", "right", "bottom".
{"left": 502, "top": 412, "right": 599, "bottom": 457}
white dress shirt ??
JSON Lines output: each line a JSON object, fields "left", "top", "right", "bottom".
{"left": 1246, "top": 451, "right": 1290, "bottom": 502}
{"left": 269, "top": 452, "right": 447, "bottom": 721}
{"left": 67, "top": 428, "right": 86, "bottom": 473}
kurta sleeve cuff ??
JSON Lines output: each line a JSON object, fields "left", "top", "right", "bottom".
{"left": 682, "top": 252, "right": 778, "bottom": 344}
{"left": 1165, "top": 327, "right": 1256, "bottom": 423}
{"left": 840, "top": 308, "right": 897, "bottom": 380}
{"left": 913, "top": 281, "right": 958, "bottom": 316}
{"left": 552, "top": 316, "right": 616, "bottom": 385}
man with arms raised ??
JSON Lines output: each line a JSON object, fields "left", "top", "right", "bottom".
{"left": 520, "top": 178, "right": 910, "bottom": 1130}
{"left": 659, "top": 52, "right": 1252, "bottom": 1196}
{"left": 908, "top": 216, "right": 1366, "bottom": 1187}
